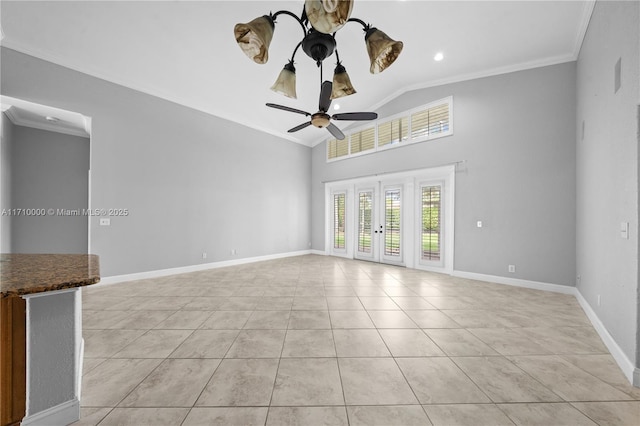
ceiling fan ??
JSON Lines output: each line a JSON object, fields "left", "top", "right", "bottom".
{"left": 266, "top": 80, "right": 378, "bottom": 140}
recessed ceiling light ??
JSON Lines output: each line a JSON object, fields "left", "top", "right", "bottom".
{"left": 434, "top": 52, "right": 444, "bottom": 62}
{"left": 333, "top": 104, "right": 341, "bottom": 111}
{"left": 45, "top": 116, "right": 60, "bottom": 123}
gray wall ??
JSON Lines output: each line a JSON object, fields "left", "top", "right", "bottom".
{"left": 1, "top": 113, "right": 14, "bottom": 252}
{"left": 11, "top": 125, "right": 89, "bottom": 254}
{"left": 576, "top": 1, "right": 639, "bottom": 368}
{"left": 1, "top": 47, "right": 311, "bottom": 276}
{"left": 312, "top": 62, "right": 577, "bottom": 287}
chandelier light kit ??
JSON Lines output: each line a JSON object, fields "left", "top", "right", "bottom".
{"left": 233, "top": 0, "right": 404, "bottom": 101}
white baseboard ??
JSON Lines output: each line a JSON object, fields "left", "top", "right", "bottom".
{"left": 310, "top": 249, "right": 327, "bottom": 256}
{"left": 21, "top": 398, "right": 79, "bottom": 426}
{"left": 98, "top": 250, "right": 312, "bottom": 286}
{"left": 574, "top": 291, "right": 636, "bottom": 384}
{"left": 452, "top": 270, "right": 577, "bottom": 295}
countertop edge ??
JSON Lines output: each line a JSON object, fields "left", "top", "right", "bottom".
{"left": 1, "top": 253, "right": 101, "bottom": 299}
{"left": 1, "top": 277, "right": 101, "bottom": 299}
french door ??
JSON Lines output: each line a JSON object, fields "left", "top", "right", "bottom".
{"left": 326, "top": 165, "right": 455, "bottom": 273}
{"left": 354, "top": 184, "right": 404, "bottom": 265}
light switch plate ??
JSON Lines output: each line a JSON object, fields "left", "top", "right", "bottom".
{"left": 100, "top": 218, "right": 110, "bottom": 226}
{"left": 614, "top": 57, "right": 621, "bottom": 93}
{"left": 620, "top": 222, "right": 629, "bottom": 239}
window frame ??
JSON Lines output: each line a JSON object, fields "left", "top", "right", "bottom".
{"left": 326, "top": 96, "right": 453, "bottom": 162}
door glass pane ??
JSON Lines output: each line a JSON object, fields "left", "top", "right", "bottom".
{"left": 384, "top": 190, "right": 401, "bottom": 256}
{"left": 421, "top": 186, "right": 441, "bottom": 260}
{"left": 358, "top": 192, "right": 372, "bottom": 253}
{"left": 333, "top": 193, "right": 345, "bottom": 249}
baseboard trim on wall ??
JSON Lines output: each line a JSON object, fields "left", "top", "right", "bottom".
{"left": 451, "top": 270, "right": 576, "bottom": 295}
{"left": 21, "top": 398, "right": 79, "bottom": 426}
{"left": 310, "top": 249, "right": 327, "bottom": 256}
{"left": 574, "top": 291, "right": 637, "bottom": 384}
{"left": 98, "top": 250, "right": 312, "bottom": 285}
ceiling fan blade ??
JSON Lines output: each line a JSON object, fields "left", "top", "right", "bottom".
{"left": 327, "top": 123, "right": 345, "bottom": 140}
{"left": 266, "top": 103, "right": 311, "bottom": 116}
{"left": 332, "top": 112, "right": 379, "bottom": 121}
{"left": 288, "top": 121, "right": 313, "bottom": 133}
{"left": 319, "top": 81, "right": 333, "bottom": 112}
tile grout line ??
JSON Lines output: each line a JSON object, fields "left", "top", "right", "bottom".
{"left": 79, "top": 255, "right": 639, "bottom": 425}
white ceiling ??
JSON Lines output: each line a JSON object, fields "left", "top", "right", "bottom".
{"left": 0, "top": 1, "right": 593, "bottom": 146}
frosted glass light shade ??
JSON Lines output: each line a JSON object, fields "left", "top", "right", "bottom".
{"left": 270, "top": 62, "right": 297, "bottom": 98}
{"left": 365, "top": 28, "right": 403, "bottom": 74}
{"left": 234, "top": 15, "right": 274, "bottom": 64}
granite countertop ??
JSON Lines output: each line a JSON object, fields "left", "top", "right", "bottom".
{"left": 0, "top": 253, "right": 100, "bottom": 298}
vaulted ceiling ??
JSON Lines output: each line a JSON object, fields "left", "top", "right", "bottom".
{"left": 0, "top": 1, "right": 593, "bottom": 146}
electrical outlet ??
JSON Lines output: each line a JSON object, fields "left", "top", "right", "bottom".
{"left": 99, "top": 218, "right": 110, "bottom": 226}
{"left": 597, "top": 294, "right": 601, "bottom": 306}
{"left": 231, "top": 249, "right": 237, "bottom": 255}
{"left": 202, "top": 252, "right": 207, "bottom": 259}
{"left": 508, "top": 265, "right": 516, "bottom": 273}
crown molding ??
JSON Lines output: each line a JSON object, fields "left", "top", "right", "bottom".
{"left": 2, "top": 103, "right": 89, "bottom": 138}
{"left": 573, "top": 1, "right": 596, "bottom": 59}
{"left": 311, "top": 53, "right": 577, "bottom": 148}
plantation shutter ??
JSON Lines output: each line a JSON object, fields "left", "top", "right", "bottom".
{"left": 328, "top": 138, "right": 349, "bottom": 159}
{"left": 421, "top": 186, "right": 441, "bottom": 261}
{"left": 350, "top": 127, "right": 375, "bottom": 154}
{"left": 333, "top": 193, "right": 346, "bottom": 249}
{"left": 411, "top": 102, "right": 450, "bottom": 140}
{"left": 378, "top": 117, "right": 408, "bottom": 147}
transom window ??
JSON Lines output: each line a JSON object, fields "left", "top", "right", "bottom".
{"left": 327, "top": 96, "right": 453, "bottom": 161}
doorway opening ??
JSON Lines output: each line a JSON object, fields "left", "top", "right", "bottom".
{"left": 0, "top": 96, "right": 92, "bottom": 254}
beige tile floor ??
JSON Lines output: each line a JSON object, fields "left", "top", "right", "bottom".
{"left": 74, "top": 255, "right": 640, "bottom": 425}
